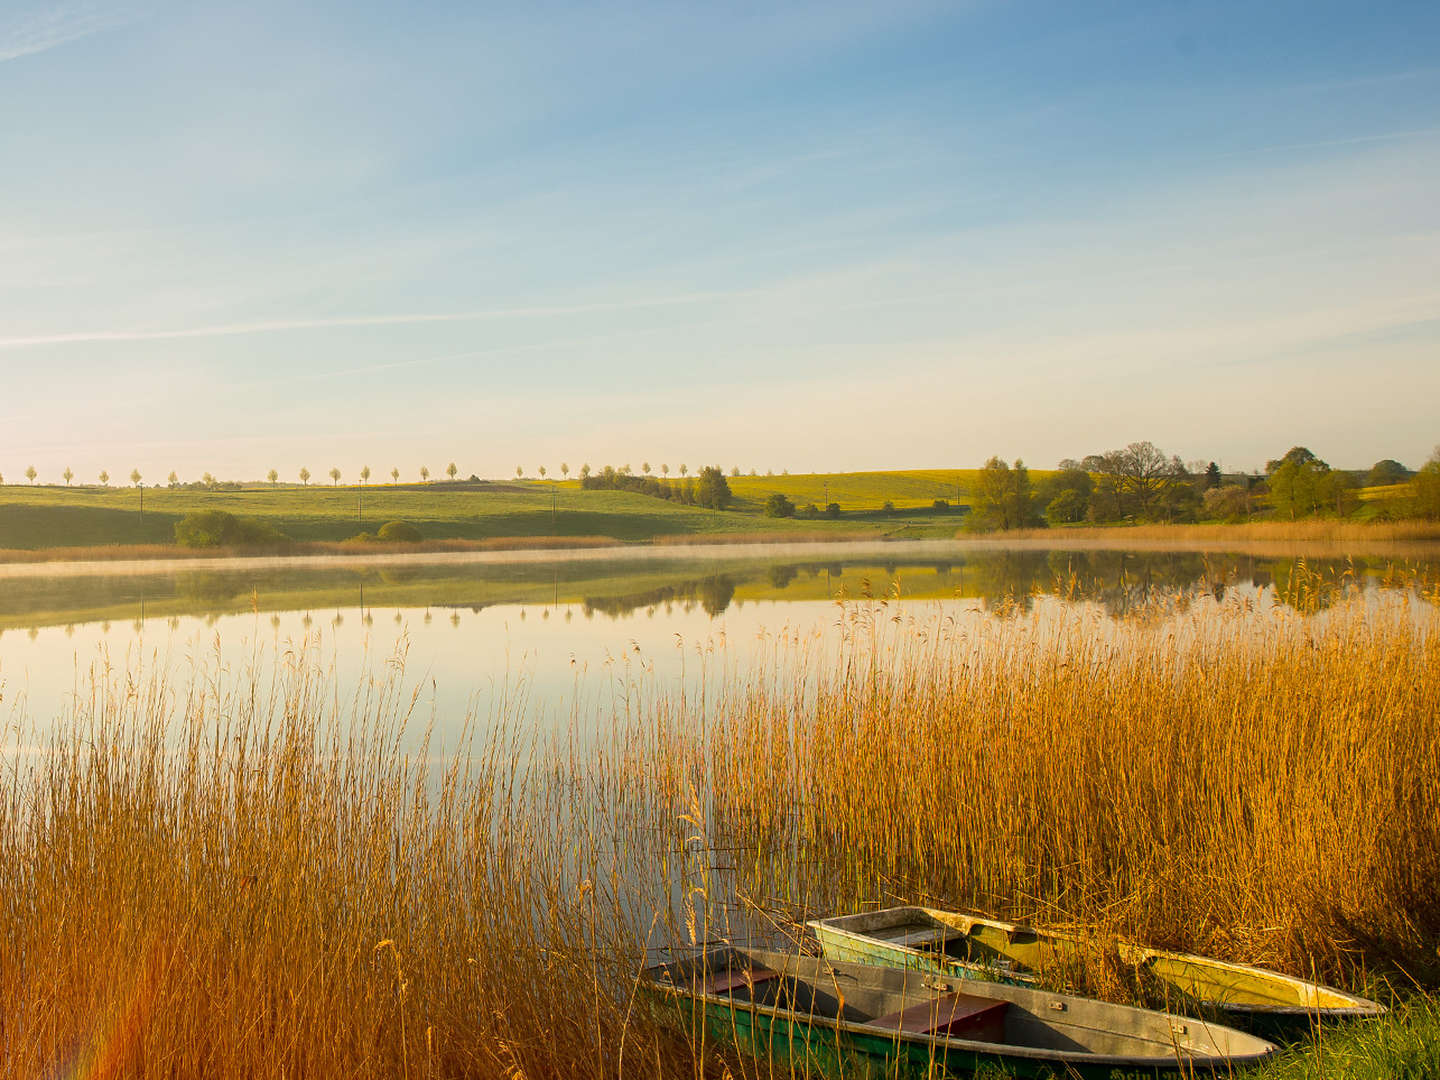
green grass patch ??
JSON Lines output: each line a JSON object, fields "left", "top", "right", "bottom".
{"left": 0, "top": 481, "right": 880, "bottom": 553}
{"left": 1251, "top": 995, "right": 1440, "bottom": 1079}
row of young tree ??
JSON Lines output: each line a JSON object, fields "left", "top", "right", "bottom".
{"left": 0, "top": 461, "right": 712, "bottom": 488}
{"left": 969, "top": 442, "right": 1440, "bottom": 531}
{"left": 1, "top": 467, "right": 145, "bottom": 487}
{"left": 0, "top": 466, "right": 449, "bottom": 487}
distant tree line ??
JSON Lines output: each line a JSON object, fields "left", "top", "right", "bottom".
{"left": 968, "top": 442, "right": 1440, "bottom": 532}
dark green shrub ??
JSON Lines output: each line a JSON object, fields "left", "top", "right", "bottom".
{"left": 376, "top": 520, "right": 423, "bottom": 542}
{"left": 174, "top": 511, "right": 288, "bottom": 548}
{"left": 825, "top": 502, "right": 841, "bottom": 519}
{"left": 764, "top": 493, "right": 795, "bottom": 518}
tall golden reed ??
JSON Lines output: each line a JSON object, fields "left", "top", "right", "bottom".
{"left": 711, "top": 588, "right": 1440, "bottom": 984}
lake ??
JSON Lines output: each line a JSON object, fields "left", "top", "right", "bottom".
{"left": 3, "top": 539, "right": 1436, "bottom": 742}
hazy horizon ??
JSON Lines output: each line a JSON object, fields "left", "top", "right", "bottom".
{"left": 3, "top": 1, "right": 1438, "bottom": 480}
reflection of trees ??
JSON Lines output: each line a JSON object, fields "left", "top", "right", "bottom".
{"left": 767, "top": 564, "right": 799, "bottom": 589}
{"left": 177, "top": 573, "right": 248, "bottom": 606}
{"left": 1083, "top": 552, "right": 1210, "bottom": 616}
{"left": 6, "top": 550, "right": 1422, "bottom": 634}
{"left": 698, "top": 576, "right": 737, "bottom": 616}
{"left": 946, "top": 550, "right": 1236, "bottom": 617}
{"left": 954, "top": 550, "right": 1051, "bottom": 613}
{"left": 584, "top": 575, "right": 740, "bottom": 618}
{"left": 574, "top": 551, "right": 1363, "bottom": 621}
{"left": 1031, "top": 551, "right": 1216, "bottom": 616}
{"left": 583, "top": 584, "right": 688, "bottom": 618}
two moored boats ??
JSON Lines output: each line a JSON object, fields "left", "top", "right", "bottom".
{"left": 641, "top": 904, "right": 1385, "bottom": 1077}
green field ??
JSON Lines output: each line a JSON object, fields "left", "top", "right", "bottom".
{"left": 0, "top": 474, "right": 984, "bottom": 554}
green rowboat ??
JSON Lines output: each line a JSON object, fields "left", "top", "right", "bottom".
{"left": 808, "top": 906, "right": 1385, "bottom": 1040}
{"left": 642, "top": 944, "right": 1275, "bottom": 1079}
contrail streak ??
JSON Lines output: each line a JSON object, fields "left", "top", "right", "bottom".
{"left": 0, "top": 290, "right": 748, "bottom": 350}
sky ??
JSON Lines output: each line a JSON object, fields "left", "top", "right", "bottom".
{"left": 2, "top": 0, "right": 1438, "bottom": 482}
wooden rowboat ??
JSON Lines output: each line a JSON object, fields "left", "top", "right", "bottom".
{"left": 642, "top": 944, "right": 1275, "bottom": 1079}
{"left": 808, "top": 905, "right": 1385, "bottom": 1039}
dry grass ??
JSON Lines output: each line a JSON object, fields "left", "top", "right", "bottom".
{"left": 1001, "top": 520, "right": 1440, "bottom": 544}
{"left": 651, "top": 531, "right": 866, "bottom": 546}
{"left": 2, "top": 585, "right": 1438, "bottom": 1077}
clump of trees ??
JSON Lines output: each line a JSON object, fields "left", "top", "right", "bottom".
{"left": 174, "top": 511, "right": 288, "bottom": 549}
{"left": 1368, "top": 459, "right": 1410, "bottom": 486}
{"left": 1202, "top": 484, "right": 1254, "bottom": 522}
{"left": 580, "top": 464, "right": 733, "bottom": 509}
{"left": 967, "top": 457, "right": 1042, "bottom": 532}
{"left": 1082, "top": 442, "right": 1201, "bottom": 523}
{"left": 969, "top": 442, "right": 1238, "bottom": 529}
{"left": 1265, "top": 446, "right": 1356, "bottom": 520}
{"left": 1038, "top": 465, "right": 1092, "bottom": 526}
{"left": 972, "top": 440, "right": 1427, "bottom": 530}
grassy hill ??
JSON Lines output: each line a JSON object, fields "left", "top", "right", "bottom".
{"left": 0, "top": 473, "right": 980, "bottom": 554}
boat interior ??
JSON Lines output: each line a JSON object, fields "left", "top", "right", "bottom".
{"left": 820, "top": 906, "right": 1046, "bottom": 975}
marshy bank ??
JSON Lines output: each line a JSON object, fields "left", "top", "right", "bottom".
{"left": 1, "top": 585, "right": 1437, "bottom": 1077}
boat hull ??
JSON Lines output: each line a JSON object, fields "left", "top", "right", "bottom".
{"left": 644, "top": 946, "right": 1276, "bottom": 1080}
{"left": 809, "top": 906, "right": 1386, "bottom": 1041}
{"left": 693, "top": 998, "right": 1204, "bottom": 1079}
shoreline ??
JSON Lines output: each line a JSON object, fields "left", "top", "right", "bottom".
{"left": 2, "top": 530, "right": 1439, "bottom": 580}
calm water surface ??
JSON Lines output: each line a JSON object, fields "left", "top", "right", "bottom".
{"left": 2, "top": 540, "right": 1436, "bottom": 741}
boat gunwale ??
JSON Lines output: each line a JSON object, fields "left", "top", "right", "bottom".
{"left": 806, "top": 905, "right": 1387, "bottom": 1019}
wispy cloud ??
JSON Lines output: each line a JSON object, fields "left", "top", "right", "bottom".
{"left": 1213, "top": 127, "right": 1440, "bottom": 161}
{"left": 0, "top": 289, "right": 753, "bottom": 351}
{"left": 0, "top": 3, "right": 137, "bottom": 63}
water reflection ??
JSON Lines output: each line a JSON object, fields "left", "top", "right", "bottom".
{"left": 0, "top": 545, "right": 1436, "bottom": 631}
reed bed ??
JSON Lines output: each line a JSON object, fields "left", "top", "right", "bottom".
{"left": 1003, "top": 520, "right": 1440, "bottom": 544}
{"left": 0, "top": 536, "right": 625, "bottom": 565}
{"left": 0, "top": 644, "right": 708, "bottom": 1079}
{"left": 2, "top": 584, "right": 1438, "bottom": 1077}
{"left": 712, "top": 591, "right": 1440, "bottom": 989}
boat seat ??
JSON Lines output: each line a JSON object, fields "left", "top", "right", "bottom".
{"left": 701, "top": 966, "right": 780, "bottom": 997}
{"left": 874, "top": 991, "right": 1008, "bottom": 1043}
{"left": 878, "top": 925, "right": 962, "bottom": 950}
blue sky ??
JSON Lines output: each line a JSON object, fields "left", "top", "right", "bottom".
{"left": 2, "top": 0, "right": 1438, "bottom": 482}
